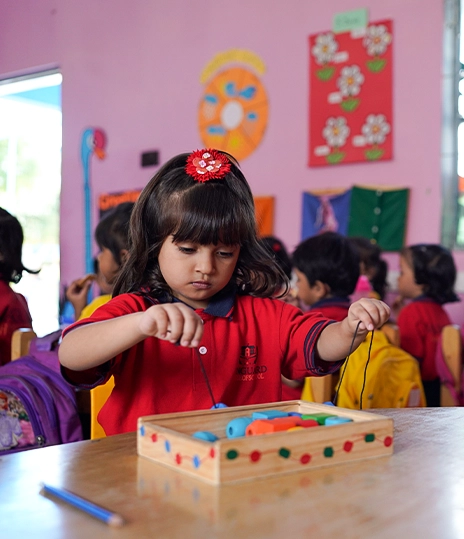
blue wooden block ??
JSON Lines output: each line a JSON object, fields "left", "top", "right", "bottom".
{"left": 252, "top": 410, "right": 289, "bottom": 419}
{"left": 324, "top": 401, "right": 336, "bottom": 406}
{"left": 226, "top": 417, "right": 253, "bottom": 439}
{"left": 288, "top": 412, "right": 303, "bottom": 417}
{"left": 211, "top": 402, "right": 228, "bottom": 409}
{"left": 324, "top": 416, "right": 353, "bottom": 425}
{"left": 192, "top": 431, "right": 219, "bottom": 441}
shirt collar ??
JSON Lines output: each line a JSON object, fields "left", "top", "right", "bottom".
{"left": 156, "top": 283, "right": 236, "bottom": 318}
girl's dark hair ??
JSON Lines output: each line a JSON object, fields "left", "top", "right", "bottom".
{"left": 292, "top": 232, "right": 360, "bottom": 297}
{"left": 95, "top": 202, "right": 134, "bottom": 265}
{"left": 113, "top": 151, "right": 287, "bottom": 299}
{"left": 401, "top": 244, "right": 459, "bottom": 304}
{"left": 0, "top": 208, "right": 39, "bottom": 284}
{"left": 348, "top": 236, "right": 388, "bottom": 300}
{"left": 259, "top": 236, "right": 293, "bottom": 280}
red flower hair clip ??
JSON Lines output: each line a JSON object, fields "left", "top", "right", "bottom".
{"left": 185, "top": 149, "right": 231, "bottom": 182}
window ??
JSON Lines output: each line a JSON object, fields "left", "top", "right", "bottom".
{"left": 0, "top": 71, "right": 62, "bottom": 335}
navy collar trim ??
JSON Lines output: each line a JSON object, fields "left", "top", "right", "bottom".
{"left": 154, "top": 284, "right": 236, "bottom": 318}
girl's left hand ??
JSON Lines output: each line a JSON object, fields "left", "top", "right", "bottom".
{"left": 347, "top": 298, "right": 390, "bottom": 333}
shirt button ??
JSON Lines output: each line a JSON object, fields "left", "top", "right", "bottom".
{"left": 372, "top": 225, "right": 379, "bottom": 233}
{"left": 199, "top": 346, "right": 208, "bottom": 355}
{"left": 374, "top": 207, "right": 381, "bottom": 215}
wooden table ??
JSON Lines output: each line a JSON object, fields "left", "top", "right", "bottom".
{"left": 1, "top": 408, "right": 463, "bottom": 538}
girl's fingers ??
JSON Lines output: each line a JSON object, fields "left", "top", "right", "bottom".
{"left": 144, "top": 304, "right": 203, "bottom": 347}
{"left": 179, "top": 313, "right": 203, "bottom": 347}
{"left": 350, "top": 299, "right": 390, "bottom": 331}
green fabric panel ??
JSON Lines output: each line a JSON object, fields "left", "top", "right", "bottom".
{"left": 347, "top": 186, "right": 409, "bottom": 251}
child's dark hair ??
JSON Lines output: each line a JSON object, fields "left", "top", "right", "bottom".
{"left": 401, "top": 244, "right": 459, "bottom": 304}
{"left": 349, "top": 236, "right": 388, "bottom": 300}
{"left": 259, "top": 236, "right": 293, "bottom": 280}
{"left": 113, "top": 151, "right": 287, "bottom": 299}
{"left": 292, "top": 232, "right": 360, "bottom": 297}
{"left": 0, "top": 208, "right": 39, "bottom": 284}
{"left": 95, "top": 202, "right": 134, "bottom": 265}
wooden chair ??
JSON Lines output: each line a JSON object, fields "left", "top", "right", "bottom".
{"left": 11, "top": 327, "right": 37, "bottom": 361}
{"left": 380, "top": 322, "right": 400, "bottom": 347}
{"left": 440, "top": 324, "right": 462, "bottom": 407}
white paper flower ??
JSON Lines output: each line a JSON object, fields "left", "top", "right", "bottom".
{"left": 361, "top": 114, "right": 391, "bottom": 145}
{"left": 322, "top": 117, "right": 350, "bottom": 148}
{"left": 336, "top": 65, "right": 365, "bottom": 97}
{"left": 312, "top": 33, "right": 338, "bottom": 65}
{"left": 363, "top": 25, "right": 392, "bottom": 57}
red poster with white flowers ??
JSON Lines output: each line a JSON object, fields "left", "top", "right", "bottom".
{"left": 309, "top": 20, "right": 393, "bottom": 166}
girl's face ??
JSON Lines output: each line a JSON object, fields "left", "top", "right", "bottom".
{"left": 97, "top": 247, "right": 120, "bottom": 290}
{"left": 158, "top": 236, "right": 240, "bottom": 309}
{"left": 397, "top": 254, "right": 424, "bottom": 299}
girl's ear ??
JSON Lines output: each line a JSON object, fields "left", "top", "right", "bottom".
{"left": 120, "top": 249, "right": 129, "bottom": 263}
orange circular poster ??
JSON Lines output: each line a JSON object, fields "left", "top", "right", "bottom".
{"left": 198, "top": 67, "right": 268, "bottom": 161}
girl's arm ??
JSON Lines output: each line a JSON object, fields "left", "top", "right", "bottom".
{"left": 59, "top": 303, "right": 204, "bottom": 371}
{"left": 316, "top": 298, "right": 390, "bottom": 362}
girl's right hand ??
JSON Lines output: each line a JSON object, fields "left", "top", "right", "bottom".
{"left": 139, "top": 303, "right": 204, "bottom": 348}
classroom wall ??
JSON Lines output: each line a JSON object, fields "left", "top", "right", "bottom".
{"left": 1, "top": 0, "right": 462, "bottom": 321}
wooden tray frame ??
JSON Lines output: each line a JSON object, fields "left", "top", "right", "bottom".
{"left": 137, "top": 400, "right": 393, "bottom": 485}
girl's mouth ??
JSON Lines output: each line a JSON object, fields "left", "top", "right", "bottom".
{"left": 192, "top": 281, "right": 211, "bottom": 290}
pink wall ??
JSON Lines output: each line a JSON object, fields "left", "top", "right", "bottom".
{"left": 2, "top": 0, "right": 461, "bottom": 320}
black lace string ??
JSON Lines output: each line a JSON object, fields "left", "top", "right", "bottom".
{"left": 332, "top": 321, "right": 362, "bottom": 406}
{"left": 195, "top": 348, "right": 217, "bottom": 409}
{"left": 359, "top": 329, "right": 375, "bottom": 410}
{"left": 332, "top": 321, "right": 376, "bottom": 408}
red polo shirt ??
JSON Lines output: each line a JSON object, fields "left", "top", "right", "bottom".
{"left": 0, "top": 280, "right": 33, "bottom": 365}
{"left": 397, "top": 297, "right": 452, "bottom": 381}
{"left": 61, "top": 291, "right": 342, "bottom": 435}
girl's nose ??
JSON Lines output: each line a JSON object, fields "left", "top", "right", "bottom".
{"left": 196, "top": 253, "right": 215, "bottom": 275}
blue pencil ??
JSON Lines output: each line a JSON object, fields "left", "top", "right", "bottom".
{"left": 40, "top": 483, "right": 125, "bottom": 527}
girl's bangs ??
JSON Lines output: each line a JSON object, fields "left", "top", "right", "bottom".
{"left": 170, "top": 187, "right": 250, "bottom": 246}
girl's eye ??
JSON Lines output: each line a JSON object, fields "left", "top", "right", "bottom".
{"left": 178, "top": 246, "right": 195, "bottom": 254}
{"left": 217, "top": 251, "right": 235, "bottom": 258}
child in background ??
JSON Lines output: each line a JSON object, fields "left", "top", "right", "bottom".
{"left": 292, "top": 232, "right": 360, "bottom": 320}
{"left": 59, "top": 149, "right": 390, "bottom": 435}
{"left": 292, "top": 232, "right": 360, "bottom": 402}
{"left": 395, "top": 244, "right": 459, "bottom": 406}
{"left": 260, "top": 235, "right": 302, "bottom": 399}
{"left": 0, "top": 208, "right": 38, "bottom": 365}
{"left": 64, "top": 202, "right": 134, "bottom": 438}
{"left": 65, "top": 202, "right": 134, "bottom": 321}
{"left": 348, "top": 236, "right": 388, "bottom": 301}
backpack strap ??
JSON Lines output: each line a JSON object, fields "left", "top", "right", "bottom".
{"left": 29, "top": 330, "right": 63, "bottom": 355}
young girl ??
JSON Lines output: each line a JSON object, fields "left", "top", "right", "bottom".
{"left": 59, "top": 149, "right": 390, "bottom": 435}
{"left": 396, "top": 244, "right": 459, "bottom": 406}
{"left": 0, "top": 208, "right": 38, "bottom": 365}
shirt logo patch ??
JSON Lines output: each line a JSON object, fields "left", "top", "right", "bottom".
{"left": 236, "top": 344, "right": 267, "bottom": 381}
{"left": 239, "top": 345, "right": 257, "bottom": 365}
